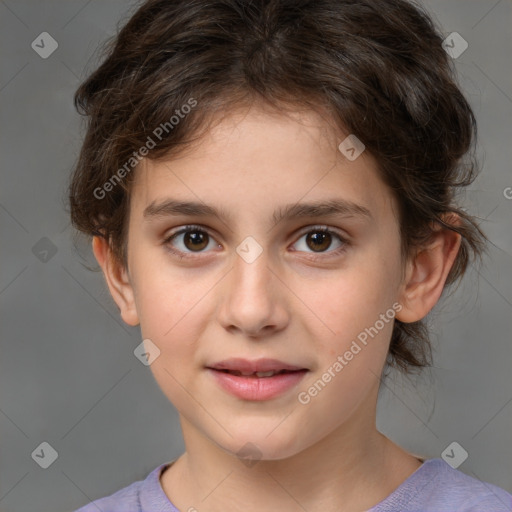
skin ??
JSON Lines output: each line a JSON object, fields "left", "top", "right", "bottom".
{"left": 93, "top": 102, "right": 461, "bottom": 512}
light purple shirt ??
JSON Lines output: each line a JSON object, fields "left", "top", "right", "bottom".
{"left": 74, "top": 458, "right": 512, "bottom": 511}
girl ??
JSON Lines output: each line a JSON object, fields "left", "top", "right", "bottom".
{"left": 69, "top": 0, "right": 511, "bottom": 510}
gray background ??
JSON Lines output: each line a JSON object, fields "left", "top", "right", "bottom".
{"left": 0, "top": 1, "right": 511, "bottom": 511}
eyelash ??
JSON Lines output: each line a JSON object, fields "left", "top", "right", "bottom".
{"left": 162, "top": 224, "right": 349, "bottom": 261}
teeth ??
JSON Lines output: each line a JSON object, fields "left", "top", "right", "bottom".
{"left": 224, "top": 370, "right": 282, "bottom": 377}
{"left": 255, "top": 370, "right": 278, "bottom": 377}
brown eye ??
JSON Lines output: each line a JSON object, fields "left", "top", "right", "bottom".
{"left": 292, "top": 227, "right": 347, "bottom": 257}
{"left": 305, "top": 231, "right": 332, "bottom": 252}
{"left": 183, "top": 230, "right": 209, "bottom": 251}
{"left": 164, "top": 225, "right": 218, "bottom": 257}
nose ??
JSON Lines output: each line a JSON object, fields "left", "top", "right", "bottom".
{"left": 217, "top": 245, "right": 289, "bottom": 338}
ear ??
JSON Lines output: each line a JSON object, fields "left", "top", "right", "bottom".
{"left": 92, "top": 236, "right": 140, "bottom": 326}
{"left": 396, "top": 218, "right": 461, "bottom": 323}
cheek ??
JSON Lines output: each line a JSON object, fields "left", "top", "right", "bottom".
{"left": 132, "top": 269, "right": 212, "bottom": 404}
{"left": 300, "top": 249, "right": 401, "bottom": 361}
{"left": 131, "top": 262, "right": 223, "bottom": 377}
{"left": 293, "top": 263, "right": 399, "bottom": 437}
{"left": 131, "top": 251, "right": 212, "bottom": 338}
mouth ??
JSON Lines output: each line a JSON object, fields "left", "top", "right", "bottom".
{"left": 206, "top": 357, "right": 308, "bottom": 374}
{"left": 205, "top": 358, "right": 309, "bottom": 401}
{"left": 212, "top": 368, "right": 304, "bottom": 378}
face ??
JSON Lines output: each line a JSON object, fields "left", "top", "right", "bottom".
{"left": 113, "top": 104, "right": 409, "bottom": 460}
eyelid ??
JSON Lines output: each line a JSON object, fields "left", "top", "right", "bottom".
{"left": 293, "top": 224, "right": 348, "bottom": 240}
{"left": 164, "top": 223, "right": 348, "bottom": 240}
{"left": 164, "top": 223, "right": 213, "bottom": 238}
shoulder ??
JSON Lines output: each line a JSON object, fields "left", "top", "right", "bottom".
{"left": 370, "top": 458, "right": 512, "bottom": 512}
{"left": 73, "top": 481, "right": 142, "bottom": 512}
{"left": 429, "top": 460, "right": 512, "bottom": 511}
{"left": 73, "top": 463, "right": 171, "bottom": 512}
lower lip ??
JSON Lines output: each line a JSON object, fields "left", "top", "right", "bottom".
{"left": 207, "top": 369, "right": 308, "bottom": 401}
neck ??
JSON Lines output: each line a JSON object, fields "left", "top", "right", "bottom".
{"left": 160, "top": 400, "right": 421, "bottom": 512}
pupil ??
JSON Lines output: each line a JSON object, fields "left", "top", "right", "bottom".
{"left": 307, "top": 231, "right": 331, "bottom": 252}
{"left": 185, "top": 230, "right": 208, "bottom": 251}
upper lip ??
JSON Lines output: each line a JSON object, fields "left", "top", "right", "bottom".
{"left": 207, "top": 358, "right": 308, "bottom": 373}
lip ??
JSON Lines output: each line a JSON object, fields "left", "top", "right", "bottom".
{"left": 207, "top": 358, "right": 307, "bottom": 373}
{"left": 207, "top": 368, "right": 308, "bottom": 401}
{"left": 205, "top": 358, "right": 309, "bottom": 401}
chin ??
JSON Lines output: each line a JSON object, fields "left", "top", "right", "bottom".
{"left": 216, "top": 427, "right": 306, "bottom": 463}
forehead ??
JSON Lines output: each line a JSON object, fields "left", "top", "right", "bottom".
{"left": 129, "top": 104, "right": 395, "bottom": 224}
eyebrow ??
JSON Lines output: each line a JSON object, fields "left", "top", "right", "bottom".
{"left": 143, "top": 198, "right": 372, "bottom": 225}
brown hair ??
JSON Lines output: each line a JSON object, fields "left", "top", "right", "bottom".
{"left": 68, "top": 0, "right": 486, "bottom": 376}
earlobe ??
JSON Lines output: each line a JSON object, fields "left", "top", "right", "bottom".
{"left": 92, "top": 237, "right": 140, "bottom": 326}
{"left": 396, "top": 225, "right": 461, "bottom": 324}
